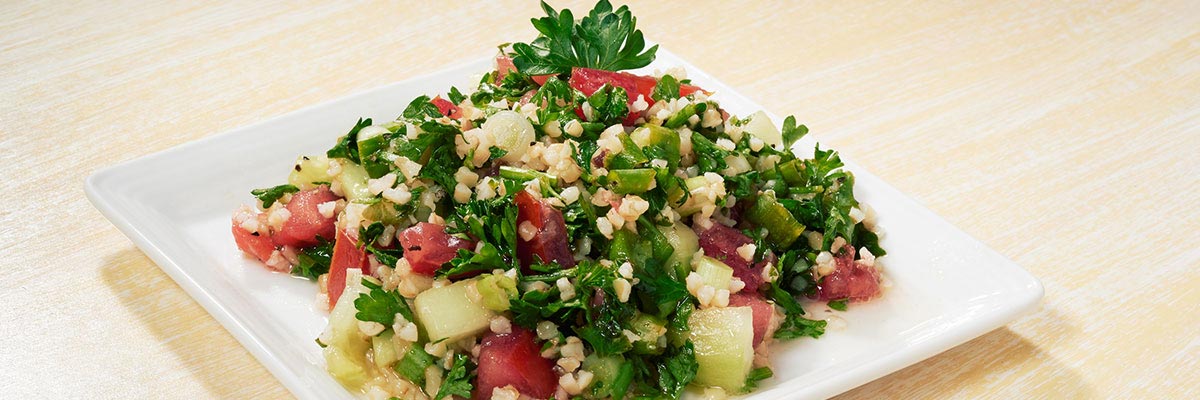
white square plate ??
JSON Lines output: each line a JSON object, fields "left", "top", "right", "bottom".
{"left": 86, "top": 48, "right": 1043, "bottom": 399}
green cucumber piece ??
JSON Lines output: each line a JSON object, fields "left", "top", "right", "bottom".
{"left": 322, "top": 273, "right": 373, "bottom": 390}
{"left": 657, "top": 221, "right": 698, "bottom": 278}
{"left": 689, "top": 306, "right": 755, "bottom": 392}
{"left": 476, "top": 273, "right": 517, "bottom": 312}
{"left": 288, "top": 155, "right": 335, "bottom": 190}
{"left": 371, "top": 330, "right": 407, "bottom": 369}
{"left": 742, "top": 110, "right": 782, "bottom": 147}
{"left": 583, "top": 354, "right": 632, "bottom": 399}
{"left": 629, "top": 313, "right": 668, "bottom": 355}
{"left": 746, "top": 191, "right": 804, "bottom": 248}
{"left": 337, "top": 161, "right": 371, "bottom": 202}
{"left": 675, "top": 175, "right": 714, "bottom": 217}
{"left": 413, "top": 280, "right": 495, "bottom": 343}
{"left": 693, "top": 255, "right": 733, "bottom": 291}
{"left": 608, "top": 168, "right": 657, "bottom": 194}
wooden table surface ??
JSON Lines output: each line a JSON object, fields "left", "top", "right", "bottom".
{"left": 3, "top": 0, "right": 1197, "bottom": 398}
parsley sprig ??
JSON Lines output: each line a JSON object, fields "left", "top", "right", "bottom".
{"left": 512, "top": 0, "right": 658, "bottom": 75}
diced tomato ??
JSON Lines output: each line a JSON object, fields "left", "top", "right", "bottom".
{"left": 680, "top": 83, "right": 705, "bottom": 97}
{"left": 473, "top": 326, "right": 558, "bottom": 400}
{"left": 232, "top": 216, "right": 275, "bottom": 263}
{"left": 729, "top": 292, "right": 774, "bottom": 347}
{"left": 568, "top": 67, "right": 709, "bottom": 125}
{"left": 327, "top": 228, "right": 370, "bottom": 308}
{"left": 431, "top": 96, "right": 463, "bottom": 120}
{"left": 816, "top": 246, "right": 881, "bottom": 302}
{"left": 514, "top": 190, "right": 575, "bottom": 270}
{"left": 398, "top": 222, "right": 475, "bottom": 276}
{"left": 272, "top": 186, "right": 339, "bottom": 248}
{"left": 697, "top": 223, "right": 770, "bottom": 293}
{"left": 495, "top": 55, "right": 553, "bottom": 85}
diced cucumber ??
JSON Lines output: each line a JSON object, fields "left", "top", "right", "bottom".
{"left": 288, "top": 155, "right": 334, "bottom": 190}
{"left": 746, "top": 191, "right": 804, "bottom": 248}
{"left": 337, "top": 161, "right": 371, "bottom": 202}
{"left": 476, "top": 273, "right": 517, "bottom": 312}
{"left": 688, "top": 306, "right": 755, "bottom": 392}
{"left": 629, "top": 125, "right": 681, "bottom": 170}
{"left": 356, "top": 125, "right": 393, "bottom": 179}
{"left": 371, "top": 330, "right": 407, "bottom": 369}
{"left": 608, "top": 168, "right": 657, "bottom": 194}
{"left": 363, "top": 201, "right": 405, "bottom": 226}
{"left": 629, "top": 313, "right": 668, "bottom": 355}
{"left": 583, "top": 354, "right": 631, "bottom": 399}
{"left": 322, "top": 272, "right": 373, "bottom": 390}
{"left": 483, "top": 110, "right": 535, "bottom": 163}
{"left": 693, "top": 255, "right": 733, "bottom": 291}
{"left": 742, "top": 110, "right": 782, "bottom": 147}
{"left": 674, "top": 176, "right": 713, "bottom": 217}
{"left": 657, "top": 222, "right": 698, "bottom": 278}
{"left": 413, "top": 280, "right": 495, "bottom": 343}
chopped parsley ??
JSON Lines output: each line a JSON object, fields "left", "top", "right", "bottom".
{"left": 250, "top": 184, "right": 298, "bottom": 208}
{"left": 434, "top": 353, "right": 475, "bottom": 400}
{"left": 354, "top": 280, "right": 414, "bottom": 328}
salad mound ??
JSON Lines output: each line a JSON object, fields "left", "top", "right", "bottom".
{"left": 231, "top": 1, "right": 886, "bottom": 399}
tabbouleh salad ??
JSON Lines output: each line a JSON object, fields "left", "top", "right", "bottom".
{"left": 230, "top": 1, "right": 886, "bottom": 399}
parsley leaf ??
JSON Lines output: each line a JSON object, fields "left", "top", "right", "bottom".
{"left": 291, "top": 239, "right": 332, "bottom": 280}
{"left": 657, "top": 341, "right": 699, "bottom": 399}
{"left": 447, "top": 86, "right": 466, "bottom": 105}
{"left": 828, "top": 298, "right": 849, "bottom": 311}
{"left": 781, "top": 115, "right": 809, "bottom": 149}
{"left": 434, "top": 353, "right": 475, "bottom": 400}
{"left": 775, "top": 313, "right": 827, "bottom": 340}
{"left": 326, "top": 118, "right": 372, "bottom": 163}
{"left": 690, "top": 132, "right": 731, "bottom": 173}
{"left": 512, "top": 0, "right": 658, "bottom": 75}
{"left": 652, "top": 74, "right": 681, "bottom": 101}
{"left": 354, "top": 280, "right": 414, "bottom": 327}
{"left": 585, "top": 84, "right": 629, "bottom": 125}
{"left": 742, "top": 367, "right": 774, "bottom": 393}
{"left": 250, "top": 184, "right": 299, "bottom": 208}
{"left": 440, "top": 193, "right": 522, "bottom": 278}
{"left": 402, "top": 95, "right": 444, "bottom": 120}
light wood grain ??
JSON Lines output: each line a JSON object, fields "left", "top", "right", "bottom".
{"left": 2, "top": 0, "right": 1196, "bottom": 398}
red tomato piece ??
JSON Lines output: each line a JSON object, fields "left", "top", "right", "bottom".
{"left": 697, "top": 223, "right": 771, "bottom": 293}
{"left": 473, "top": 326, "right": 558, "bottom": 400}
{"left": 431, "top": 96, "right": 463, "bottom": 120}
{"left": 397, "top": 222, "right": 475, "bottom": 276}
{"left": 568, "top": 67, "right": 708, "bottom": 125}
{"left": 272, "top": 186, "right": 339, "bottom": 248}
{"left": 815, "top": 246, "right": 881, "bottom": 302}
{"left": 232, "top": 216, "right": 275, "bottom": 263}
{"left": 327, "top": 228, "right": 370, "bottom": 308}
{"left": 514, "top": 190, "right": 576, "bottom": 270}
{"left": 729, "top": 292, "right": 775, "bottom": 347}
{"left": 680, "top": 83, "right": 706, "bottom": 97}
{"left": 495, "top": 55, "right": 553, "bottom": 85}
